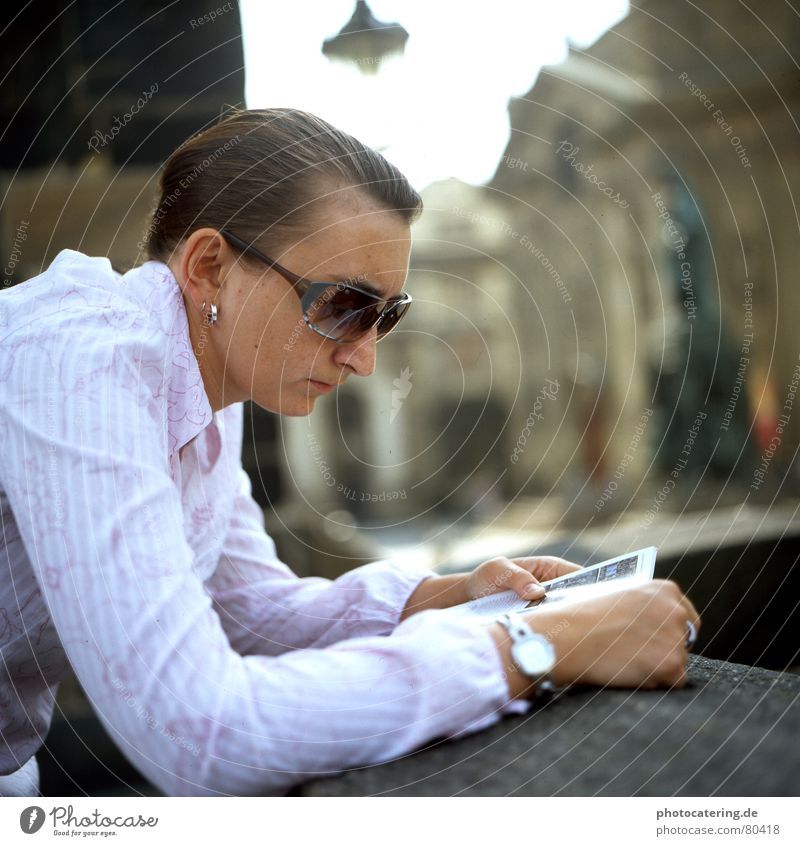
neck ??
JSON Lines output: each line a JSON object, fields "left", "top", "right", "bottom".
{"left": 184, "top": 296, "right": 225, "bottom": 414}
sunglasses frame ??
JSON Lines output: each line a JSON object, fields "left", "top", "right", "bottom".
{"left": 218, "top": 228, "right": 412, "bottom": 343}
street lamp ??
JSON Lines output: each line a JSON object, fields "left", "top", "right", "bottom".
{"left": 322, "top": 0, "right": 408, "bottom": 75}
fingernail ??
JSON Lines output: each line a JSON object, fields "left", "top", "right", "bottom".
{"left": 525, "top": 584, "right": 545, "bottom": 597}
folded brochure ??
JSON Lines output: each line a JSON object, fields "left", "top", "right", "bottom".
{"left": 442, "top": 546, "right": 658, "bottom": 623}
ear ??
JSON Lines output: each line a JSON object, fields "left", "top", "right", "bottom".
{"left": 178, "top": 228, "right": 227, "bottom": 310}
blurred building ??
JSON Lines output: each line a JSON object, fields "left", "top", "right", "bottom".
{"left": 4, "top": 0, "right": 800, "bottom": 568}
{"left": 2, "top": 0, "right": 799, "bottom": 796}
{"left": 290, "top": 0, "right": 800, "bottom": 542}
{"left": 485, "top": 0, "right": 800, "bottom": 519}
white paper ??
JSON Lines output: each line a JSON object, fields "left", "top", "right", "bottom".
{"left": 442, "top": 546, "right": 658, "bottom": 622}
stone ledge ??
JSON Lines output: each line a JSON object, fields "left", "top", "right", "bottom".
{"left": 298, "top": 656, "right": 800, "bottom": 796}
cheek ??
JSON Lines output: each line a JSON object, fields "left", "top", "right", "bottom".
{"left": 232, "top": 295, "right": 298, "bottom": 353}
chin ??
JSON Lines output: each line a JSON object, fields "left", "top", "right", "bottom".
{"left": 281, "top": 403, "right": 316, "bottom": 417}
{"left": 252, "top": 394, "right": 316, "bottom": 417}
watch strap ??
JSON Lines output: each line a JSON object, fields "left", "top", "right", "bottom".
{"left": 497, "top": 611, "right": 557, "bottom": 700}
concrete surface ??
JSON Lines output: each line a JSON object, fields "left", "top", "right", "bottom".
{"left": 298, "top": 656, "right": 800, "bottom": 796}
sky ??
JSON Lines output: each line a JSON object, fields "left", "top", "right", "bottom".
{"left": 239, "top": 0, "right": 629, "bottom": 190}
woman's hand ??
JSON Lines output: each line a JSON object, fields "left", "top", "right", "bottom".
{"left": 464, "top": 555, "right": 583, "bottom": 603}
{"left": 488, "top": 579, "right": 701, "bottom": 699}
{"left": 398, "top": 555, "right": 582, "bottom": 621}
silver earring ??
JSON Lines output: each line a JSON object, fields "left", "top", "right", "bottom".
{"left": 200, "top": 301, "right": 218, "bottom": 326}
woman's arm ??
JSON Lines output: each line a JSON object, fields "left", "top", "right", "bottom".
{"left": 204, "top": 458, "right": 443, "bottom": 656}
{"left": 398, "top": 573, "right": 470, "bottom": 620}
{"left": 1, "top": 304, "right": 525, "bottom": 796}
{"left": 205, "top": 407, "right": 576, "bottom": 647}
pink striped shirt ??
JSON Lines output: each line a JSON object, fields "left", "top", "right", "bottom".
{"left": 0, "top": 250, "right": 529, "bottom": 796}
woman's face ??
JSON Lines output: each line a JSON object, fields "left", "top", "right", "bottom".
{"left": 175, "top": 192, "right": 412, "bottom": 416}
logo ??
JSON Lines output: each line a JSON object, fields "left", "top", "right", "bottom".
{"left": 390, "top": 366, "right": 413, "bottom": 423}
{"left": 19, "top": 806, "right": 46, "bottom": 834}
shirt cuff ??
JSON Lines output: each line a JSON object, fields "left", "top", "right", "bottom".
{"left": 448, "top": 622, "right": 533, "bottom": 738}
{"left": 390, "top": 607, "right": 533, "bottom": 742}
{"left": 364, "top": 562, "right": 533, "bottom": 739}
{"left": 356, "top": 558, "right": 438, "bottom": 630}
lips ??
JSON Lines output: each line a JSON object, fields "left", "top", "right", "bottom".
{"left": 308, "top": 379, "right": 337, "bottom": 394}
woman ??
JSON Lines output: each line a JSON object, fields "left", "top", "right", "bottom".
{"left": 0, "top": 108, "right": 699, "bottom": 797}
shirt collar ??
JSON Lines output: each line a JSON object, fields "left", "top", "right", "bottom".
{"left": 133, "top": 261, "right": 214, "bottom": 455}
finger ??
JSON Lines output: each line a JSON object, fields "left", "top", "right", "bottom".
{"left": 500, "top": 559, "right": 547, "bottom": 599}
{"left": 511, "top": 555, "right": 583, "bottom": 582}
{"left": 671, "top": 652, "right": 689, "bottom": 688}
{"left": 677, "top": 591, "right": 701, "bottom": 630}
{"left": 661, "top": 580, "right": 700, "bottom": 627}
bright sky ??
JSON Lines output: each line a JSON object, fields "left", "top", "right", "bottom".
{"left": 239, "top": 0, "right": 629, "bottom": 190}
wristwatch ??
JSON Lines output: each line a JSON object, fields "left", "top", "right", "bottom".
{"left": 496, "top": 611, "right": 557, "bottom": 699}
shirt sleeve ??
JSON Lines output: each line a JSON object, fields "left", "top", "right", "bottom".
{"left": 205, "top": 465, "right": 440, "bottom": 656}
{"left": 0, "top": 304, "right": 529, "bottom": 797}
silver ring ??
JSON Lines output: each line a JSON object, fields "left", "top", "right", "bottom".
{"left": 685, "top": 620, "right": 697, "bottom": 650}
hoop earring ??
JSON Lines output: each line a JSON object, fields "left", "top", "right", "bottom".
{"left": 200, "top": 301, "right": 218, "bottom": 327}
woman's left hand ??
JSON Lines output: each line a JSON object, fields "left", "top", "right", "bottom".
{"left": 462, "top": 555, "right": 583, "bottom": 603}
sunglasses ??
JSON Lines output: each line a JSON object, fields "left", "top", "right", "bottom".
{"left": 218, "top": 229, "right": 412, "bottom": 343}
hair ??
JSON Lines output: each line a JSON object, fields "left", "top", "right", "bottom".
{"left": 142, "top": 107, "right": 423, "bottom": 262}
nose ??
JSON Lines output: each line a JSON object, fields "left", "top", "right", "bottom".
{"left": 332, "top": 327, "right": 378, "bottom": 378}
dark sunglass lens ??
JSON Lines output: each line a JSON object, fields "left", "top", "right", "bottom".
{"left": 376, "top": 300, "right": 410, "bottom": 338}
{"left": 308, "top": 287, "right": 380, "bottom": 341}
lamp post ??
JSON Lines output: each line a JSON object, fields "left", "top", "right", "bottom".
{"left": 322, "top": 0, "right": 408, "bottom": 75}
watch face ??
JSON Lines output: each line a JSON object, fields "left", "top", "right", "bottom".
{"left": 513, "top": 637, "right": 556, "bottom": 676}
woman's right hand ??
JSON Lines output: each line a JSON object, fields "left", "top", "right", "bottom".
{"left": 488, "top": 579, "right": 701, "bottom": 699}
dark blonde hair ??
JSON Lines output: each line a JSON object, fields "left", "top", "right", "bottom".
{"left": 143, "top": 107, "right": 423, "bottom": 261}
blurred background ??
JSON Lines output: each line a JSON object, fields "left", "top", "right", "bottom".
{"left": 2, "top": 0, "right": 799, "bottom": 794}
